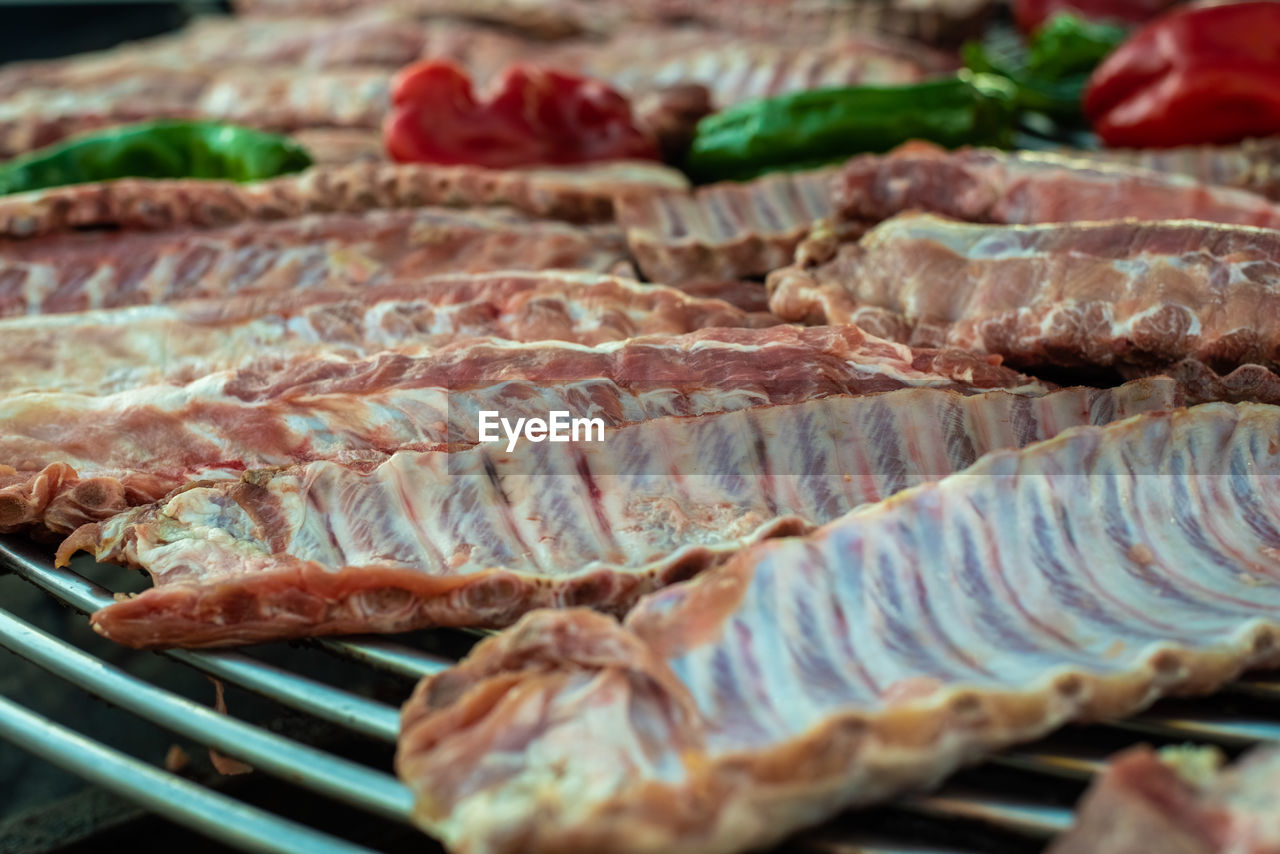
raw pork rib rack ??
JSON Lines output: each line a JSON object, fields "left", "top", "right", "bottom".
{"left": 7, "top": 536, "right": 1280, "bottom": 854}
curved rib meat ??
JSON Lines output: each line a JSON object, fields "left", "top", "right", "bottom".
{"left": 0, "top": 159, "right": 688, "bottom": 239}
{"left": 0, "top": 207, "right": 627, "bottom": 318}
{"left": 2, "top": 325, "right": 1039, "bottom": 535}
{"left": 0, "top": 272, "right": 774, "bottom": 396}
{"left": 395, "top": 402, "right": 1280, "bottom": 854}
{"left": 768, "top": 213, "right": 1280, "bottom": 373}
{"left": 617, "top": 167, "right": 848, "bottom": 285}
{"left": 835, "top": 142, "right": 1280, "bottom": 229}
{"left": 1060, "top": 138, "right": 1280, "bottom": 203}
{"left": 66, "top": 379, "right": 1174, "bottom": 647}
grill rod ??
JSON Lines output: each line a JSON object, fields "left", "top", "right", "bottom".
{"left": 1, "top": 539, "right": 411, "bottom": 740}
{"left": 0, "top": 604, "right": 416, "bottom": 823}
{"left": 0, "top": 694, "right": 378, "bottom": 854}
{"left": 6, "top": 538, "right": 1280, "bottom": 852}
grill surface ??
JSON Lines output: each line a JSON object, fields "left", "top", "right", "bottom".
{"left": 2, "top": 535, "right": 1277, "bottom": 854}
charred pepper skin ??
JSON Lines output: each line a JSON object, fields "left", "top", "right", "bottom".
{"left": 683, "top": 73, "right": 1018, "bottom": 184}
{"left": 1084, "top": 1, "right": 1280, "bottom": 148}
{"left": 0, "top": 120, "right": 313, "bottom": 196}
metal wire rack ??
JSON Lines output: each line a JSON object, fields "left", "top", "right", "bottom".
{"left": 2, "top": 535, "right": 1278, "bottom": 854}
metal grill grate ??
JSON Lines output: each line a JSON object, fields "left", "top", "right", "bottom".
{"left": 2, "top": 536, "right": 1277, "bottom": 854}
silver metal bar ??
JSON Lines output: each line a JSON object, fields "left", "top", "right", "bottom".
{"left": 992, "top": 751, "right": 1102, "bottom": 781}
{"left": 0, "top": 605, "right": 415, "bottom": 823}
{"left": 316, "top": 637, "right": 453, "bottom": 680}
{"left": 0, "top": 543, "right": 400, "bottom": 743}
{"left": 899, "top": 793, "right": 1073, "bottom": 837}
{"left": 1112, "top": 714, "right": 1280, "bottom": 747}
{"left": 1230, "top": 676, "right": 1280, "bottom": 702}
{"left": 0, "top": 694, "right": 378, "bottom": 854}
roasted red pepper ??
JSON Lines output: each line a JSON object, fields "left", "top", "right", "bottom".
{"left": 383, "top": 60, "right": 660, "bottom": 169}
{"left": 1015, "top": 0, "right": 1179, "bottom": 33}
{"left": 1084, "top": 1, "right": 1280, "bottom": 148}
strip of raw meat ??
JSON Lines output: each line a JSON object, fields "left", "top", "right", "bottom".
{"left": 562, "top": 30, "right": 942, "bottom": 110}
{"left": 65, "top": 378, "right": 1172, "bottom": 647}
{"left": 0, "top": 16, "right": 428, "bottom": 96}
{"left": 617, "top": 167, "right": 849, "bottom": 285}
{"left": 767, "top": 213, "right": 1280, "bottom": 372}
{"left": 835, "top": 142, "right": 1280, "bottom": 230}
{"left": 0, "top": 160, "right": 688, "bottom": 238}
{"left": 621, "top": 0, "right": 992, "bottom": 47}
{"left": 1061, "top": 138, "right": 1280, "bottom": 203}
{"left": 0, "top": 67, "right": 394, "bottom": 159}
{"left": 230, "top": 0, "right": 602, "bottom": 39}
{"left": 1048, "top": 745, "right": 1280, "bottom": 854}
{"left": 0, "top": 272, "right": 776, "bottom": 396}
{"left": 3, "top": 325, "right": 1040, "bottom": 535}
{"left": 1125, "top": 361, "right": 1280, "bottom": 407}
{"left": 394, "top": 402, "right": 1280, "bottom": 854}
{"left": 288, "top": 128, "right": 386, "bottom": 165}
{"left": 0, "top": 207, "right": 628, "bottom": 318}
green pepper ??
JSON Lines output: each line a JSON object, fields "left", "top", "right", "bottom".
{"left": 0, "top": 120, "right": 314, "bottom": 196}
{"left": 963, "top": 13, "right": 1127, "bottom": 121}
{"left": 683, "top": 71, "right": 1018, "bottom": 184}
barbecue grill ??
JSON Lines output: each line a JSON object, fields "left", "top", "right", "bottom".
{"left": 4, "top": 537, "right": 1278, "bottom": 854}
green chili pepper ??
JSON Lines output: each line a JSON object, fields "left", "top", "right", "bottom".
{"left": 963, "top": 13, "right": 1127, "bottom": 121}
{"left": 0, "top": 120, "right": 314, "bottom": 196}
{"left": 683, "top": 71, "right": 1018, "bottom": 184}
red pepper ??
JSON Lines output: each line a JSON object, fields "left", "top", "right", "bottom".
{"left": 383, "top": 60, "right": 660, "bottom": 169}
{"left": 1015, "top": 0, "right": 1179, "bottom": 33}
{"left": 1083, "top": 1, "right": 1280, "bottom": 148}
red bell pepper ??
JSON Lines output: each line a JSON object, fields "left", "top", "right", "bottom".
{"left": 383, "top": 60, "right": 660, "bottom": 169}
{"left": 1014, "top": 0, "right": 1179, "bottom": 33}
{"left": 1083, "top": 1, "right": 1280, "bottom": 148}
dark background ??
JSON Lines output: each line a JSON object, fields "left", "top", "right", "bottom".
{"left": 0, "top": 1, "right": 228, "bottom": 65}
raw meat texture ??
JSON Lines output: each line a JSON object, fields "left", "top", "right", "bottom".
{"left": 1129, "top": 361, "right": 1280, "bottom": 408}
{"left": 0, "top": 160, "right": 688, "bottom": 238}
{"left": 767, "top": 213, "right": 1280, "bottom": 372}
{"left": 0, "top": 15, "right": 431, "bottom": 91}
{"left": 230, "top": 0, "right": 602, "bottom": 39}
{"left": 0, "top": 67, "right": 392, "bottom": 159}
{"left": 560, "top": 29, "right": 944, "bottom": 110}
{"left": 1062, "top": 138, "right": 1280, "bottom": 203}
{"left": 66, "top": 379, "right": 1175, "bottom": 647}
{"left": 0, "top": 207, "right": 628, "bottom": 318}
{"left": 622, "top": 0, "right": 993, "bottom": 47}
{"left": 229, "top": 0, "right": 984, "bottom": 48}
{"left": 617, "top": 167, "right": 847, "bottom": 285}
{"left": 835, "top": 143, "right": 1280, "bottom": 230}
{"left": 0, "top": 272, "right": 776, "bottom": 396}
{"left": 3, "top": 325, "right": 1040, "bottom": 536}
{"left": 288, "top": 128, "right": 387, "bottom": 165}
{"left": 1049, "top": 746, "right": 1280, "bottom": 854}
{"left": 395, "top": 402, "right": 1280, "bottom": 854}
{"left": 632, "top": 84, "right": 713, "bottom": 164}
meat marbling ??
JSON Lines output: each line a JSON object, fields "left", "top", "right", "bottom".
{"left": 0, "top": 271, "right": 776, "bottom": 396}
{"left": 3, "top": 325, "right": 1038, "bottom": 535}
{"left": 768, "top": 212, "right": 1280, "bottom": 373}
{"left": 0, "top": 207, "right": 629, "bottom": 318}
{"left": 835, "top": 143, "right": 1280, "bottom": 230}
{"left": 395, "top": 402, "right": 1280, "bottom": 854}
{"left": 66, "top": 379, "right": 1173, "bottom": 647}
